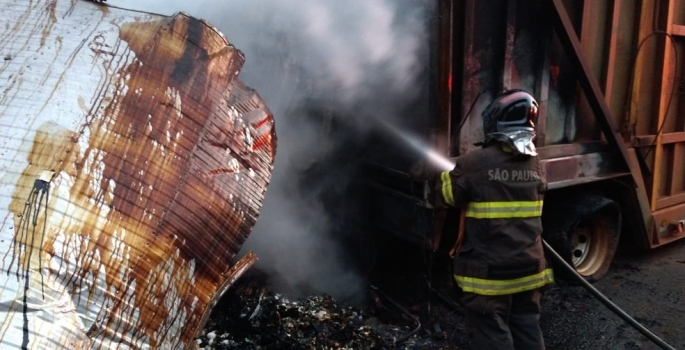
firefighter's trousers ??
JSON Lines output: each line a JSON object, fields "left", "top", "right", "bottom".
{"left": 460, "top": 289, "right": 545, "bottom": 350}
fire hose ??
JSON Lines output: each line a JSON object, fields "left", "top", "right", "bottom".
{"left": 542, "top": 239, "right": 677, "bottom": 350}
{"left": 381, "top": 95, "right": 676, "bottom": 349}
{"left": 428, "top": 241, "right": 677, "bottom": 349}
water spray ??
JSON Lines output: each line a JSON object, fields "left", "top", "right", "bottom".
{"left": 372, "top": 92, "right": 485, "bottom": 173}
{"left": 374, "top": 118, "right": 455, "bottom": 171}
{"left": 370, "top": 101, "right": 677, "bottom": 350}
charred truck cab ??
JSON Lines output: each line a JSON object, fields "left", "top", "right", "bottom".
{"left": 364, "top": 0, "right": 685, "bottom": 283}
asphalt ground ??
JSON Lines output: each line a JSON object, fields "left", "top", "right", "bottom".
{"left": 540, "top": 238, "right": 685, "bottom": 350}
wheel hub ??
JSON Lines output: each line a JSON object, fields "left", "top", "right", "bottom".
{"left": 571, "top": 226, "right": 591, "bottom": 267}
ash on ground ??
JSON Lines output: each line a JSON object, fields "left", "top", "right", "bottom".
{"left": 194, "top": 269, "right": 467, "bottom": 350}
{"left": 196, "top": 238, "right": 685, "bottom": 350}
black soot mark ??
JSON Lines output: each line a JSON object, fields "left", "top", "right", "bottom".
{"left": 10, "top": 179, "right": 50, "bottom": 350}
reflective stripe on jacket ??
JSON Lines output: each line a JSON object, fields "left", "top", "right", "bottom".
{"left": 455, "top": 267, "right": 554, "bottom": 295}
{"left": 465, "top": 200, "right": 543, "bottom": 219}
{"left": 437, "top": 144, "right": 553, "bottom": 295}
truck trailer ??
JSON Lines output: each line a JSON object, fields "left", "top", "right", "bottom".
{"left": 364, "top": 0, "right": 685, "bottom": 283}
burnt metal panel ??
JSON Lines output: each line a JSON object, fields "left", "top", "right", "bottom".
{"left": 547, "top": 0, "right": 632, "bottom": 170}
{"left": 538, "top": 142, "right": 608, "bottom": 160}
{"left": 541, "top": 151, "right": 629, "bottom": 190}
{"left": 0, "top": 0, "right": 276, "bottom": 348}
{"left": 436, "top": 0, "right": 454, "bottom": 156}
{"left": 651, "top": 203, "right": 685, "bottom": 247}
{"left": 455, "top": 0, "right": 509, "bottom": 155}
{"left": 363, "top": 161, "right": 433, "bottom": 245}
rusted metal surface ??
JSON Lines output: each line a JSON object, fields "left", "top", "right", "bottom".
{"left": 673, "top": 24, "right": 685, "bottom": 36}
{"left": 633, "top": 132, "right": 685, "bottom": 147}
{"left": 196, "top": 251, "right": 258, "bottom": 331}
{"left": 0, "top": 0, "right": 276, "bottom": 349}
{"left": 362, "top": 0, "right": 685, "bottom": 250}
{"left": 547, "top": 0, "right": 632, "bottom": 169}
{"left": 541, "top": 153, "right": 629, "bottom": 190}
{"left": 624, "top": 149, "right": 654, "bottom": 248}
{"left": 537, "top": 142, "right": 607, "bottom": 160}
{"left": 455, "top": 0, "right": 478, "bottom": 156}
{"left": 652, "top": 204, "right": 685, "bottom": 246}
{"left": 359, "top": 0, "right": 685, "bottom": 252}
{"left": 436, "top": 0, "right": 454, "bottom": 157}
{"left": 502, "top": 0, "right": 517, "bottom": 91}
{"left": 602, "top": 0, "right": 622, "bottom": 108}
{"left": 625, "top": 0, "right": 685, "bottom": 247}
{"left": 650, "top": 0, "right": 677, "bottom": 211}
{"left": 442, "top": 0, "right": 684, "bottom": 249}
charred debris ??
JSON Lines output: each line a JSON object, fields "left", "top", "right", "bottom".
{"left": 194, "top": 268, "right": 469, "bottom": 350}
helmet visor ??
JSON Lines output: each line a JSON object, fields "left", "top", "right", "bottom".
{"left": 497, "top": 100, "right": 539, "bottom": 131}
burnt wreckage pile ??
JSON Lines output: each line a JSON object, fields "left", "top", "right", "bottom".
{"left": 195, "top": 275, "right": 396, "bottom": 349}
{"left": 193, "top": 271, "right": 466, "bottom": 349}
{"left": 197, "top": 295, "right": 390, "bottom": 349}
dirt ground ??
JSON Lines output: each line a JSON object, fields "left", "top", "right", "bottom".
{"left": 196, "top": 238, "right": 685, "bottom": 349}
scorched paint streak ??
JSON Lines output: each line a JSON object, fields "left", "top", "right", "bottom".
{"left": 0, "top": 0, "right": 276, "bottom": 349}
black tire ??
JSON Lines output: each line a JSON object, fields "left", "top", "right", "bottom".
{"left": 543, "top": 195, "right": 621, "bottom": 283}
{"left": 566, "top": 210, "right": 620, "bottom": 281}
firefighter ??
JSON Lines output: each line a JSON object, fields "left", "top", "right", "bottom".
{"left": 437, "top": 89, "right": 554, "bottom": 350}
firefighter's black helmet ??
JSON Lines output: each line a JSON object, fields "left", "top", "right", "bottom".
{"left": 482, "top": 89, "right": 539, "bottom": 135}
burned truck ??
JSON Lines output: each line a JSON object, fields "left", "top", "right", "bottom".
{"left": 0, "top": 0, "right": 276, "bottom": 349}
{"left": 364, "top": 0, "right": 685, "bottom": 282}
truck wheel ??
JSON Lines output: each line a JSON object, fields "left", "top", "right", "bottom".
{"left": 568, "top": 211, "right": 619, "bottom": 281}
{"left": 542, "top": 194, "right": 621, "bottom": 283}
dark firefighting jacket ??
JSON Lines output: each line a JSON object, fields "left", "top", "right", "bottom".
{"left": 437, "top": 143, "right": 553, "bottom": 296}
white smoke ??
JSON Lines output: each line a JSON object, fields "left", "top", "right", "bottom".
{"left": 109, "top": 0, "right": 431, "bottom": 300}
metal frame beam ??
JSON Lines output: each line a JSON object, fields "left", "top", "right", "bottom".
{"left": 603, "top": 0, "right": 623, "bottom": 105}
{"left": 547, "top": 0, "right": 634, "bottom": 181}
{"left": 650, "top": 0, "right": 676, "bottom": 211}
